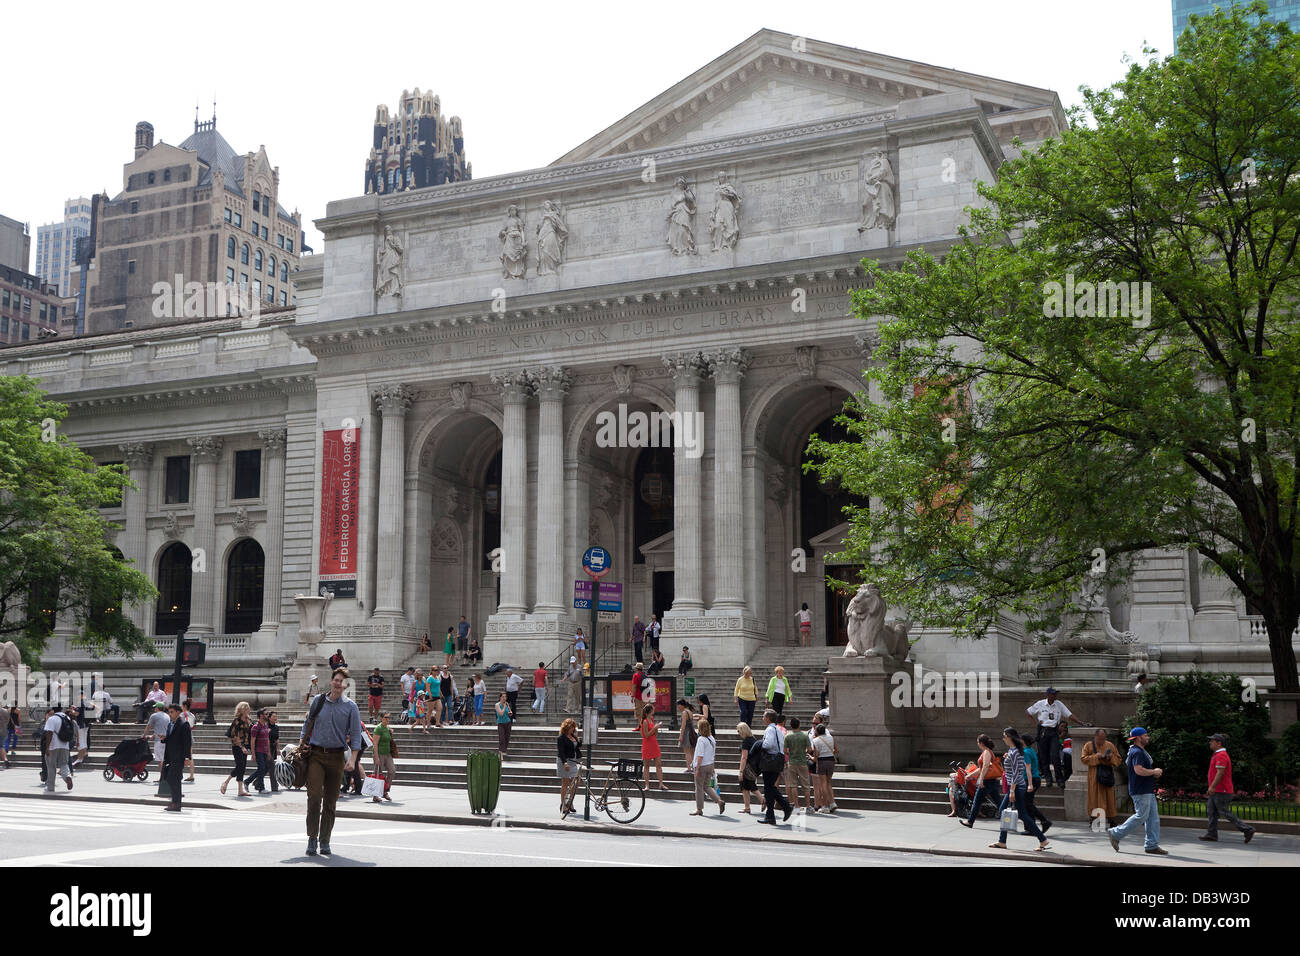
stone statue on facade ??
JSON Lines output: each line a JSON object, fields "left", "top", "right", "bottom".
{"left": 375, "top": 225, "right": 404, "bottom": 297}
{"left": 859, "top": 151, "right": 897, "bottom": 232}
{"left": 535, "top": 200, "right": 568, "bottom": 275}
{"left": 844, "top": 582, "right": 911, "bottom": 660}
{"left": 665, "top": 176, "right": 697, "bottom": 255}
{"left": 708, "top": 171, "right": 741, "bottom": 252}
{"left": 498, "top": 204, "right": 528, "bottom": 279}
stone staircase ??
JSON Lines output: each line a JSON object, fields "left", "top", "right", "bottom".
{"left": 2, "top": 718, "right": 1032, "bottom": 815}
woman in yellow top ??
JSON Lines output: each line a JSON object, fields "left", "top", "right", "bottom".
{"left": 766, "top": 666, "right": 792, "bottom": 715}
{"left": 734, "top": 666, "right": 757, "bottom": 727}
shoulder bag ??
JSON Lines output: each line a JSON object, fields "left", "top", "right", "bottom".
{"left": 297, "top": 693, "right": 330, "bottom": 770}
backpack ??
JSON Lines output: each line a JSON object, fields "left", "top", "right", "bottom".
{"left": 55, "top": 713, "right": 75, "bottom": 744}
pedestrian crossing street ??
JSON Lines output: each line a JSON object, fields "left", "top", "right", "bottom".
{"left": 0, "top": 799, "right": 290, "bottom": 832}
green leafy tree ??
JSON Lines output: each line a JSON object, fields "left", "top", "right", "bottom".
{"left": 1128, "top": 673, "right": 1275, "bottom": 794}
{"left": 0, "top": 375, "right": 156, "bottom": 664}
{"left": 808, "top": 4, "right": 1300, "bottom": 691}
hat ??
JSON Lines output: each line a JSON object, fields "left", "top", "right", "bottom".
{"left": 154, "top": 701, "right": 167, "bottom": 710}
{"left": 1045, "top": 687, "right": 1058, "bottom": 694}
{"left": 309, "top": 674, "right": 318, "bottom": 682}
{"left": 1128, "top": 726, "right": 1147, "bottom": 739}
{"left": 1208, "top": 733, "right": 1227, "bottom": 742}
{"left": 570, "top": 657, "right": 576, "bottom": 663}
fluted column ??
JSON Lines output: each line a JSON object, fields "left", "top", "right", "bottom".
{"left": 186, "top": 436, "right": 223, "bottom": 634}
{"left": 664, "top": 352, "right": 706, "bottom": 613}
{"left": 708, "top": 348, "right": 749, "bottom": 610}
{"left": 372, "top": 385, "right": 413, "bottom": 618}
{"left": 533, "top": 366, "right": 570, "bottom": 613}
{"left": 118, "top": 442, "right": 154, "bottom": 632}
{"left": 257, "top": 428, "right": 287, "bottom": 634}
{"left": 492, "top": 370, "right": 532, "bottom": 615}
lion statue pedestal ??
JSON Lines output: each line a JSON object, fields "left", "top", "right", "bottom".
{"left": 824, "top": 584, "right": 921, "bottom": 772}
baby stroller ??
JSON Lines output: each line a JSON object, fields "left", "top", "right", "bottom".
{"left": 450, "top": 695, "right": 470, "bottom": 726}
{"left": 949, "top": 759, "right": 997, "bottom": 818}
{"left": 103, "top": 737, "right": 151, "bottom": 782}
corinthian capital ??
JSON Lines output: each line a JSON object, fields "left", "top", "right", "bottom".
{"left": 118, "top": 441, "right": 154, "bottom": 467}
{"left": 662, "top": 351, "right": 706, "bottom": 388}
{"left": 372, "top": 384, "right": 415, "bottom": 416}
{"left": 186, "top": 436, "right": 224, "bottom": 461}
{"left": 706, "top": 347, "right": 752, "bottom": 385}
{"left": 491, "top": 369, "right": 534, "bottom": 403}
{"left": 531, "top": 365, "right": 572, "bottom": 401}
{"left": 258, "top": 427, "right": 288, "bottom": 457}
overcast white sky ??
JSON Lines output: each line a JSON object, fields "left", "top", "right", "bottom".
{"left": 0, "top": 0, "right": 1175, "bottom": 263}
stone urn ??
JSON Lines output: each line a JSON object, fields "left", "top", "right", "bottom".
{"left": 288, "top": 593, "right": 333, "bottom": 703}
{"left": 294, "top": 593, "right": 333, "bottom": 647}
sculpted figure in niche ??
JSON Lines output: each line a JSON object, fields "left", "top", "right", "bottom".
{"left": 707, "top": 171, "right": 741, "bottom": 252}
{"left": 535, "top": 200, "right": 568, "bottom": 275}
{"left": 665, "top": 176, "right": 697, "bottom": 255}
{"left": 375, "top": 225, "right": 404, "bottom": 297}
{"left": 499, "top": 204, "right": 528, "bottom": 279}
{"left": 859, "top": 151, "right": 897, "bottom": 232}
{"left": 843, "top": 582, "right": 911, "bottom": 660}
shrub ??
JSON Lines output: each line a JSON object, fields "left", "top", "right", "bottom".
{"left": 1279, "top": 722, "right": 1300, "bottom": 783}
{"left": 1124, "top": 673, "right": 1275, "bottom": 793}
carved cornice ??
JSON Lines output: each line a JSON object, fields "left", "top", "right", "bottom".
{"left": 60, "top": 374, "right": 315, "bottom": 413}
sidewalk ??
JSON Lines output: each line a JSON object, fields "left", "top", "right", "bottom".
{"left": 1, "top": 768, "right": 1292, "bottom": 866}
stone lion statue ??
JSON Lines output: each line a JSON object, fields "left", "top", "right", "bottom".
{"left": 0, "top": 641, "right": 20, "bottom": 672}
{"left": 844, "top": 583, "right": 911, "bottom": 661}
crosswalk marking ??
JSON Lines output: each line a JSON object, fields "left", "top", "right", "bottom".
{"left": 0, "top": 801, "right": 292, "bottom": 833}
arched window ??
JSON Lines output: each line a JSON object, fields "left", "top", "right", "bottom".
{"left": 280, "top": 262, "right": 288, "bottom": 282}
{"left": 27, "top": 576, "right": 59, "bottom": 636}
{"left": 267, "top": 255, "right": 276, "bottom": 278}
{"left": 240, "top": 243, "right": 249, "bottom": 265}
{"left": 227, "top": 236, "right": 236, "bottom": 259}
{"left": 224, "top": 539, "right": 265, "bottom": 633}
{"left": 155, "top": 542, "right": 192, "bottom": 636}
{"left": 254, "top": 248, "right": 263, "bottom": 272}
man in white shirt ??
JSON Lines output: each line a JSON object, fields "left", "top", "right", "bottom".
{"left": 42, "top": 705, "right": 76, "bottom": 792}
{"left": 504, "top": 669, "right": 524, "bottom": 720}
{"left": 1027, "top": 687, "right": 1089, "bottom": 787}
{"left": 400, "top": 667, "right": 416, "bottom": 706}
{"left": 146, "top": 702, "right": 172, "bottom": 778}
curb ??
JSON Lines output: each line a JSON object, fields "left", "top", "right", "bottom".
{"left": 0, "top": 788, "right": 1174, "bottom": 867}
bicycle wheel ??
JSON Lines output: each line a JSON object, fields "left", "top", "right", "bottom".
{"left": 603, "top": 776, "right": 645, "bottom": 824}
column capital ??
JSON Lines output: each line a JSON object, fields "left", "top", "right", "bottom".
{"left": 662, "top": 351, "right": 706, "bottom": 388}
{"left": 372, "top": 384, "right": 415, "bottom": 416}
{"left": 707, "top": 347, "right": 752, "bottom": 385}
{"left": 531, "top": 365, "right": 572, "bottom": 401}
{"left": 491, "top": 369, "right": 534, "bottom": 404}
{"left": 118, "top": 441, "right": 154, "bottom": 467}
{"left": 258, "top": 427, "right": 288, "bottom": 457}
{"left": 186, "top": 435, "right": 223, "bottom": 461}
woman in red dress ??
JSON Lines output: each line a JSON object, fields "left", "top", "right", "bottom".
{"left": 639, "top": 703, "right": 669, "bottom": 792}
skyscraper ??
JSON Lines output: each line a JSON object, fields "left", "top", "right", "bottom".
{"left": 36, "top": 198, "right": 93, "bottom": 297}
{"left": 1173, "top": 0, "right": 1300, "bottom": 49}
{"left": 364, "top": 89, "right": 470, "bottom": 195}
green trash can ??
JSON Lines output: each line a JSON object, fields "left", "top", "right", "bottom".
{"left": 467, "top": 750, "right": 501, "bottom": 814}
{"left": 684, "top": 676, "right": 695, "bottom": 697}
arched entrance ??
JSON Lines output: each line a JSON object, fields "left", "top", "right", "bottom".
{"left": 89, "top": 547, "right": 126, "bottom": 635}
{"left": 224, "top": 538, "right": 265, "bottom": 633}
{"left": 155, "top": 542, "right": 192, "bottom": 635}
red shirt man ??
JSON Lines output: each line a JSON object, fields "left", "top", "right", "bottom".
{"left": 1207, "top": 740, "right": 1234, "bottom": 794}
{"left": 533, "top": 666, "right": 547, "bottom": 689}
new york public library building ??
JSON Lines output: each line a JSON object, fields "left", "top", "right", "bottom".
{"left": 6, "top": 32, "right": 1285, "bottom": 766}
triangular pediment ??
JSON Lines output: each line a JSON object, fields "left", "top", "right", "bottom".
{"left": 555, "top": 29, "right": 1063, "bottom": 164}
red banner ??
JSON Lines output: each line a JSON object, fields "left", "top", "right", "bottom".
{"left": 319, "top": 427, "right": 360, "bottom": 597}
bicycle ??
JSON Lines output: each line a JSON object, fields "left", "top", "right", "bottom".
{"left": 569, "top": 758, "right": 646, "bottom": 824}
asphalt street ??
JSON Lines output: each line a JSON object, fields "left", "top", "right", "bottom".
{"left": 0, "top": 795, "right": 1045, "bottom": 867}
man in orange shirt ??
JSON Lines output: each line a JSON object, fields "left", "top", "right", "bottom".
{"left": 1199, "top": 733, "right": 1255, "bottom": 843}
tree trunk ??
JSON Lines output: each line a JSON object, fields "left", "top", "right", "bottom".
{"left": 1265, "top": 616, "right": 1300, "bottom": 694}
